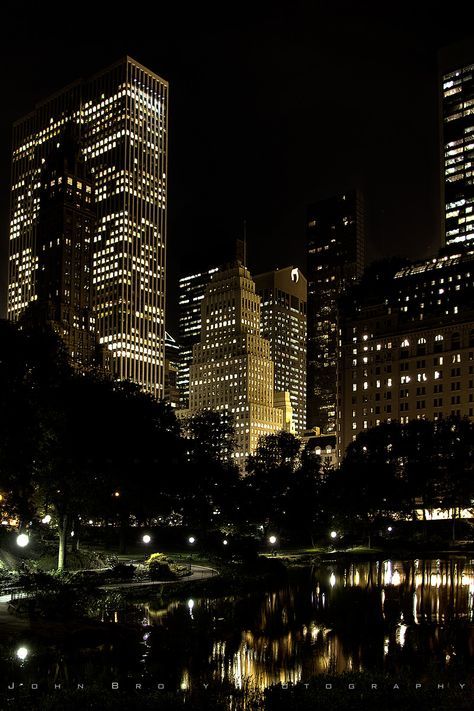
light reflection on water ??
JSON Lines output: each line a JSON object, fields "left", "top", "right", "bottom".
{"left": 2, "top": 558, "right": 474, "bottom": 693}
{"left": 104, "top": 557, "right": 474, "bottom": 691}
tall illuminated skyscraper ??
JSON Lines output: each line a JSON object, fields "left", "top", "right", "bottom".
{"left": 440, "top": 43, "right": 474, "bottom": 248}
{"left": 307, "top": 190, "right": 365, "bottom": 433}
{"left": 8, "top": 57, "right": 168, "bottom": 397}
{"left": 178, "top": 266, "right": 219, "bottom": 406}
{"left": 254, "top": 266, "right": 307, "bottom": 434}
{"left": 188, "top": 262, "right": 287, "bottom": 463}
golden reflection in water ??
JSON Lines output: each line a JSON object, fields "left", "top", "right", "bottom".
{"left": 137, "top": 559, "right": 474, "bottom": 693}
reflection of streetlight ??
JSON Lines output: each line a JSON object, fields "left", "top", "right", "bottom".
{"left": 188, "top": 599, "right": 194, "bottom": 618}
{"left": 142, "top": 534, "right": 151, "bottom": 544}
{"left": 41, "top": 514, "right": 51, "bottom": 525}
{"left": 16, "top": 534, "right": 29, "bottom": 548}
{"left": 16, "top": 646, "right": 28, "bottom": 661}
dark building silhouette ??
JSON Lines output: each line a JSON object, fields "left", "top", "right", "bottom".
{"left": 35, "top": 127, "right": 99, "bottom": 369}
{"left": 164, "top": 331, "right": 180, "bottom": 409}
{"left": 306, "top": 190, "right": 365, "bottom": 434}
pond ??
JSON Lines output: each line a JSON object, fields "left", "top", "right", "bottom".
{"left": 1, "top": 557, "right": 474, "bottom": 693}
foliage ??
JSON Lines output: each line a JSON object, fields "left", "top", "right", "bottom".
{"left": 244, "top": 431, "right": 324, "bottom": 541}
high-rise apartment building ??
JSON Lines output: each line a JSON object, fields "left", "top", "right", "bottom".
{"left": 337, "top": 250, "right": 474, "bottom": 461}
{"left": 306, "top": 190, "right": 365, "bottom": 433}
{"left": 254, "top": 266, "right": 307, "bottom": 434}
{"left": 188, "top": 262, "right": 287, "bottom": 462}
{"left": 440, "top": 42, "right": 474, "bottom": 248}
{"left": 8, "top": 57, "right": 168, "bottom": 397}
{"left": 178, "top": 266, "right": 219, "bottom": 406}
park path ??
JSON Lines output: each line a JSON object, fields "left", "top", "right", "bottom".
{"left": 0, "top": 564, "right": 217, "bottom": 634}
{"left": 98, "top": 563, "right": 217, "bottom": 590}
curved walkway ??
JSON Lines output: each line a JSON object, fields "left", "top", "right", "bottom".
{"left": 98, "top": 563, "right": 218, "bottom": 590}
{"left": 0, "top": 564, "right": 218, "bottom": 634}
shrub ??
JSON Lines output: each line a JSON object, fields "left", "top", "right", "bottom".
{"left": 110, "top": 563, "right": 136, "bottom": 580}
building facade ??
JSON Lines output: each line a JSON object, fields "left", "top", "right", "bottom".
{"left": 188, "top": 262, "right": 287, "bottom": 463}
{"left": 164, "top": 331, "right": 180, "bottom": 409}
{"left": 31, "top": 127, "right": 98, "bottom": 369}
{"left": 178, "top": 266, "right": 219, "bottom": 406}
{"left": 8, "top": 57, "right": 168, "bottom": 396}
{"left": 307, "top": 190, "right": 365, "bottom": 434}
{"left": 440, "top": 43, "right": 474, "bottom": 248}
{"left": 254, "top": 266, "right": 307, "bottom": 434}
{"left": 337, "top": 249, "right": 474, "bottom": 461}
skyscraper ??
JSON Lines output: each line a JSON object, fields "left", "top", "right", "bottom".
{"left": 164, "top": 331, "right": 180, "bottom": 409}
{"left": 8, "top": 57, "right": 168, "bottom": 397}
{"left": 33, "top": 126, "right": 98, "bottom": 369}
{"left": 254, "top": 266, "right": 307, "bottom": 434}
{"left": 178, "top": 266, "right": 219, "bottom": 406}
{"left": 188, "top": 262, "right": 286, "bottom": 463}
{"left": 306, "top": 190, "right": 365, "bottom": 433}
{"left": 440, "top": 43, "right": 474, "bottom": 248}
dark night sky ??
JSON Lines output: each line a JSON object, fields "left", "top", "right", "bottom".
{"left": 1, "top": 2, "right": 474, "bottom": 332}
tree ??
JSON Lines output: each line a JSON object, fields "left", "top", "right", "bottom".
{"left": 339, "top": 417, "right": 474, "bottom": 545}
{"left": 244, "top": 431, "right": 324, "bottom": 543}
{"left": 177, "top": 410, "right": 240, "bottom": 530}
{"left": 337, "top": 422, "right": 406, "bottom": 546}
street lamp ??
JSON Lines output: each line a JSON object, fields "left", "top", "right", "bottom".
{"left": 330, "top": 530, "right": 338, "bottom": 540}
{"left": 41, "top": 514, "right": 51, "bottom": 525}
{"left": 16, "top": 533, "right": 29, "bottom": 548}
{"left": 387, "top": 526, "right": 393, "bottom": 533}
{"left": 142, "top": 534, "right": 151, "bottom": 544}
{"left": 187, "top": 536, "right": 196, "bottom": 572}
{"left": 269, "top": 535, "right": 277, "bottom": 556}
{"left": 223, "top": 539, "right": 228, "bottom": 546}
{"left": 16, "top": 646, "right": 28, "bottom": 661}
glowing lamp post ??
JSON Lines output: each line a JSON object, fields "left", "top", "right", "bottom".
{"left": 16, "top": 533, "right": 29, "bottom": 548}
{"left": 269, "top": 535, "right": 277, "bottom": 556}
{"left": 187, "top": 536, "right": 196, "bottom": 572}
{"left": 330, "top": 530, "right": 338, "bottom": 540}
{"left": 142, "top": 534, "right": 151, "bottom": 545}
{"left": 16, "top": 646, "right": 28, "bottom": 661}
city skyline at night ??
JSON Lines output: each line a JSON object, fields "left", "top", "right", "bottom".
{"left": 2, "top": 10, "right": 474, "bottom": 707}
